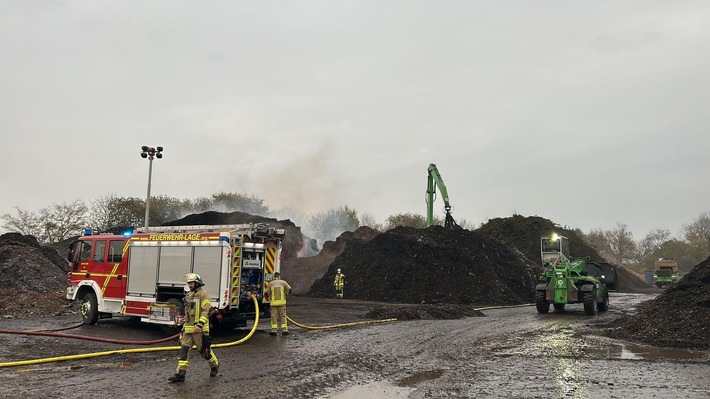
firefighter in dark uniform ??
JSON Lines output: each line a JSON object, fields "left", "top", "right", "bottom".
{"left": 168, "top": 273, "right": 219, "bottom": 382}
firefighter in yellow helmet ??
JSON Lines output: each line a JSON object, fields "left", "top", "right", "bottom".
{"left": 334, "top": 268, "right": 345, "bottom": 298}
{"left": 268, "top": 272, "right": 292, "bottom": 336}
{"left": 168, "top": 273, "right": 219, "bottom": 382}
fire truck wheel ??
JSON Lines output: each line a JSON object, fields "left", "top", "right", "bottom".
{"left": 81, "top": 292, "right": 100, "bottom": 325}
{"left": 161, "top": 298, "right": 184, "bottom": 335}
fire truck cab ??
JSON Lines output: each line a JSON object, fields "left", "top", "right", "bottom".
{"left": 66, "top": 223, "right": 285, "bottom": 332}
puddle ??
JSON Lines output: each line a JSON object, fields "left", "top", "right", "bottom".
{"left": 326, "top": 382, "right": 415, "bottom": 399}
{"left": 615, "top": 341, "right": 706, "bottom": 361}
{"left": 395, "top": 370, "right": 444, "bottom": 387}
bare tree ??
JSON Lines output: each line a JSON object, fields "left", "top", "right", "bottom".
{"left": 581, "top": 228, "right": 612, "bottom": 259}
{"left": 306, "top": 206, "right": 360, "bottom": 243}
{"left": 89, "top": 195, "right": 144, "bottom": 231}
{"left": 2, "top": 201, "right": 88, "bottom": 243}
{"left": 359, "top": 213, "right": 383, "bottom": 231}
{"left": 40, "top": 201, "right": 88, "bottom": 243}
{"left": 606, "top": 223, "right": 638, "bottom": 267}
{"left": 1, "top": 207, "right": 41, "bottom": 237}
{"left": 637, "top": 228, "right": 672, "bottom": 268}
{"left": 682, "top": 211, "right": 710, "bottom": 259}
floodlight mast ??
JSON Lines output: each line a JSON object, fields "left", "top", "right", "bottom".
{"left": 140, "top": 146, "right": 163, "bottom": 230}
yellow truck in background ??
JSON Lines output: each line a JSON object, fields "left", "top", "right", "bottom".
{"left": 653, "top": 258, "right": 678, "bottom": 288}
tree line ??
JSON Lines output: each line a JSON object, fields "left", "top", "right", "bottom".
{"left": 0, "top": 192, "right": 473, "bottom": 246}
{"left": 2, "top": 193, "right": 708, "bottom": 272}
{"left": 579, "top": 213, "right": 710, "bottom": 273}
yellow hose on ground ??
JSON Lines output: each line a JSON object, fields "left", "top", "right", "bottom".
{"left": 286, "top": 302, "right": 536, "bottom": 329}
{"left": 473, "top": 303, "right": 535, "bottom": 311}
{"left": 0, "top": 296, "right": 260, "bottom": 368}
{"left": 287, "top": 316, "right": 397, "bottom": 330}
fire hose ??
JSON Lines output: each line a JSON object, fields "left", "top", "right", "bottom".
{"left": 0, "top": 295, "right": 261, "bottom": 368}
{"left": 0, "top": 329, "right": 180, "bottom": 345}
{"left": 0, "top": 298, "right": 531, "bottom": 368}
{"left": 287, "top": 316, "right": 397, "bottom": 330}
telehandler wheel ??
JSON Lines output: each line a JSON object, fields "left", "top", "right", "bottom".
{"left": 583, "top": 291, "right": 598, "bottom": 316}
{"left": 553, "top": 303, "right": 565, "bottom": 312}
{"left": 81, "top": 292, "right": 100, "bottom": 325}
{"left": 597, "top": 291, "right": 609, "bottom": 312}
{"left": 535, "top": 291, "right": 549, "bottom": 314}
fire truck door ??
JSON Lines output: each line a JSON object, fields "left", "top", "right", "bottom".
{"left": 92, "top": 239, "right": 126, "bottom": 299}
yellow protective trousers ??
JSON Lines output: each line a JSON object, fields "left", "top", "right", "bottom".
{"left": 270, "top": 305, "right": 288, "bottom": 332}
{"left": 176, "top": 332, "right": 218, "bottom": 372}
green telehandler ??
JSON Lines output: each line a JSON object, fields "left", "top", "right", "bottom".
{"left": 535, "top": 235, "right": 609, "bottom": 315}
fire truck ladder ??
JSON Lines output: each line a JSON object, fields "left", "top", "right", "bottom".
{"left": 135, "top": 224, "right": 285, "bottom": 238}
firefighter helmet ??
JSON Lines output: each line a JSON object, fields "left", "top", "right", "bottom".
{"left": 337, "top": 269, "right": 341, "bottom": 273}
{"left": 185, "top": 273, "right": 204, "bottom": 287}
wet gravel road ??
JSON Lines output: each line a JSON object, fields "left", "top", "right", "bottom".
{"left": 0, "top": 293, "right": 708, "bottom": 399}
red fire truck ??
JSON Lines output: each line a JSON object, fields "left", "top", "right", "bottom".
{"left": 66, "top": 223, "right": 285, "bottom": 331}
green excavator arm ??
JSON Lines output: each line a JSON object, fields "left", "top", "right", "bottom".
{"left": 426, "top": 163, "right": 458, "bottom": 228}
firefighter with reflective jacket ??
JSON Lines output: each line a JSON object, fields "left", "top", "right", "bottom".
{"left": 268, "top": 272, "right": 292, "bottom": 336}
{"left": 168, "top": 273, "right": 219, "bottom": 382}
{"left": 334, "top": 268, "right": 345, "bottom": 298}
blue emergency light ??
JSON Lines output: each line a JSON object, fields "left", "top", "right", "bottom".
{"left": 83, "top": 229, "right": 93, "bottom": 236}
{"left": 121, "top": 228, "right": 134, "bottom": 238}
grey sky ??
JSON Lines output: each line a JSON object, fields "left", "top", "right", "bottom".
{"left": 1, "top": 1, "right": 708, "bottom": 239}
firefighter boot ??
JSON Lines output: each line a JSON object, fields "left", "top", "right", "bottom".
{"left": 168, "top": 370, "right": 186, "bottom": 382}
{"left": 210, "top": 365, "right": 219, "bottom": 377}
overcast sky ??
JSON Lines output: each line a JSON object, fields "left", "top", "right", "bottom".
{"left": 1, "top": 1, "right": 708, "bottom": 239}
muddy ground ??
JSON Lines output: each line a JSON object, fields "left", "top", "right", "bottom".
{"left": 0, "top": 293, "right": 708, "bottom": 399}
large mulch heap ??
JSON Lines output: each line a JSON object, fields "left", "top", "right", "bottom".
{"left": 475, "top": 215, "right": 601, "bottom": 263}
{"left": 0, "top": 233, "right": 68, "bottom": 289}
{"left": 366, "top": 304, "right": 485, "bottom": 320}
{"left": 164, "top": 211, "right": 305, "bottom": 263}
{"left": 0, "top": 233, "right": 76, "bottom": 318}
{"left": 283, "top": 226, "right": 379, "bottom": 294}
{"left": 609, "top": 257, "right": 710, "bottom": 350}
{"left": 308, "top": 226, "right": 542, "bottom": 306}
{"left": 475, "top": 215, "right": 649, "bottom": 292}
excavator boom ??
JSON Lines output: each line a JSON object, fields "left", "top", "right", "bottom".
{"left": 426, "top": 164, "right": 458, "bottom": 228}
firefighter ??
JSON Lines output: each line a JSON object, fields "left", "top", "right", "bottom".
{"left": 334, "top": 268, "right": 345, "bottom": 298}
{"left": 168, "top": 273, "right": 219, "bottom": 382}
{"left": 268, "top": 272, "right": 292, "bottom": 336}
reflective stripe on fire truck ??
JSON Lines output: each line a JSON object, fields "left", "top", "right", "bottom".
{"left": 263, "top": 247, "right": 276, "bottom": 303}
{"left": 100, "top": 263, "right": 120, "bottom": 295}
{"left": 230, "top": 246, "right": 241, "bottom": 306}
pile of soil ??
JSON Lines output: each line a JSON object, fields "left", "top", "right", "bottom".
{"left": 615, "top": 266, "right": 657, "bottom": 292}
{"left": 610, "top": 257, "right": 710, "bottom": 350}
{"left": 308, "top": 226, "right": 542, "bottom": 306}
{"left": 0, "top": 233, "right": 69, "bottom": 290}
{"left": 475, "top": 215, "right": 649, "bottom": 292}
{"left": 366, "top": 304, "right": 486, "bottom": 320}
{"left": 163, "top": 211, "right": 305, "bottom": 263}
{"left": 283, "top": 226, "right": 379, "bottom": 294}
{"left": 0, "top": 233, "right": 74, "bottom": 318}
{"left": 0, "top": 290, "right": 76, "bottom": 318}
{"left": 476, "top": 215, "right": 600, "bottom": 263}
